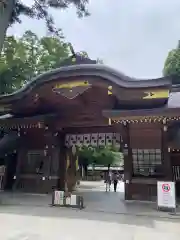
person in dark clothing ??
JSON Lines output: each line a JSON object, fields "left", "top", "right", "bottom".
{"left": 112, "top": 172, "right": 118, "bottom": 192}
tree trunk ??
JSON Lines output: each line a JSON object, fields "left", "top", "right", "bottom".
{"left": 0, "top": 0, "right": 15, "bottom": 53}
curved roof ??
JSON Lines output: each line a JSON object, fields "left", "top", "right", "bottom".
{"left": 0, "top": 64, "right": 171, "bottom": 103}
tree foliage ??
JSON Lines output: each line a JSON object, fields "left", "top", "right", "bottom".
{"left": 77, "top": 145, "right": 123, "bottom": 167}
{"left": 10, "top": 0, "right": 89, "bottom": 27}
{"left": 163, "top": 41, "right": 180, "bottom": 84}
{"left": 0, "top": 0, "right": 89, "bottom": 53}
{"left": 0, "top": 30, "right": 102, "bottom": 95}
{"left": 0, "top": 30, "right": 71, "bottom": 94}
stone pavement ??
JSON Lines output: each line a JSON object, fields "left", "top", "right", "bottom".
{"left": 0, "top": 205, "right": 180, "bottom": 239}
{"left": 76, "top": 181, "right": 180, "bottom": 219}
{"left": 0, "top": 181, "right": 180, "bottom": 219}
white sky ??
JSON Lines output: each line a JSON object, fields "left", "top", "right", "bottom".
{"left": 8, "top": 0, "right": 180, "bottom": 78}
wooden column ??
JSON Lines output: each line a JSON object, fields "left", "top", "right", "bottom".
{"left": 57, "top": 131, "right": 66, "bottom": 191}
{"left": 13, "top": 149, "right": 24, "bottom": 191}
{"left": 13, "top": 130, "right": 26, "bottom": 191}
{"left": 66, "top": 148, "right": 77, "bottom": 192}
{"left": 161, "top": 123, "right": 172, "bottom": 181}
{"left": 122, "top": 122, "right": 133, "bottom": 200}
{"left": 44, "top": 125, "right": 56, "bottom": 193}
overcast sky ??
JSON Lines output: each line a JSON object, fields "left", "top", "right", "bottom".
{"left": 8, "top": 0, "right": 180, "bottom": 78}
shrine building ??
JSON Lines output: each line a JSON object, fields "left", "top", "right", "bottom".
{"left": 0, "top": 54, "right": 179, "bottom": 201}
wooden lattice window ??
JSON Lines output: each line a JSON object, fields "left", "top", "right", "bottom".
{"left": 132, "top": 149, "right": 163, "bottom": 177}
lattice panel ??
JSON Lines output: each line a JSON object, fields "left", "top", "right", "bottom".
{"left": 106, "top": 133, "right": 113, "bottom": 146}
{"left": 65, "top": 134, "right": 70, "bottom": 147}
{"left": 76, "top": 134, "right": 84, "bottom": 147}
{"left": 113, "top": 133, "right": 121, "bottom": 149}
{"left": 91, "top": 133, "right": 98, "bottom": 147}
{"left": 98, "top": 133, "right": 106, "bottom": 146}
{"left": 65, "top": 133, "right": 122, "bottom": 148}
{"left": 83, "top": 134, "right": 91, "bottom": 146}
{"left": 70, "top": 135, "right": 77, "bottom": 146}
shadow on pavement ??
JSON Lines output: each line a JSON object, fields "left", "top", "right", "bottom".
{"left": 0, "top": 181, "right": 179, "bottom": 228}
{"left": 0, "top": 204, "right": 178, "bottom": 230}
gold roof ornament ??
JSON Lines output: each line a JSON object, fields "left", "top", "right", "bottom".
{"left": 52, "top": 81, "right": 92, "bottom": 99}
{"left": 143, "top": 90, "right": 169, "bottom": 99}
{"left": 54, "top": 81, "right": 90, "bottom": 89}
{"left": 108, "top": 86, "right": 112, "bottom": 95}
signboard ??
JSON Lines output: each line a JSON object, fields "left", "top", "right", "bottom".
{"left": 157, "top": 181, "right": 176, "bottom": 209}
{"left": 54, "top": 191, "right": 64, "bottom": 205}
{"left": 70, "top": 195, "right": 77, "bottom": 206}
{"left": 66, "top": 197, "right": 71, "bottom": 205}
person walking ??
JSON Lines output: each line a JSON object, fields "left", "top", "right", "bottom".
{"left": 104, "top": 171, "right": 112, "bottom": 192}
{"left": 112, "top": 172, "right": 118, "bottom": 192}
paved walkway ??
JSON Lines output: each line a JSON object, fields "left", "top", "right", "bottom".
{"left": 76, "top": 181, "right": 180, "bottom": 219}
{"left": 0, "top": 205, "right": 180, "bottom": 239}
{"left": 0, "top": 181, "right": 180, "bottom": 219}
{"left": 0, "top": 181, "right": 180, "bottom": 239}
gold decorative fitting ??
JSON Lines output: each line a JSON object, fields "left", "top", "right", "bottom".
{"left": 112, "top": 116, "right": 180, "bottom": 124}
{"left": 163, "top": 125, "right": 168, "bottom": 132}
{"left": 37, "top": 122, "right": 42, "bottom": 128}
{"left": 108, "top": 86, "right": 112, "bottom": 95}
{"left": 163, "top": 118, "right": 166, "bottom": 124}
{"left": 123, "top": 121, "right": 127, "bottom": 126}
{"left": 44, "top": 150, "right": 47, "bottom": 156}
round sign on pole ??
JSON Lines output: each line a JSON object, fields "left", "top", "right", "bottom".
{"left": 162, "top": 183, "right": 170, "bottom": 192}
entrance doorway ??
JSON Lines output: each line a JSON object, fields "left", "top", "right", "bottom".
{"left": 4, "top": 153, "right": 18, "bottom": 190}
{"left": 76, "top": 179, "right": 125, "bottom": 212}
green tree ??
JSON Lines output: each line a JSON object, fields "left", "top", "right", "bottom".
{"left": 163, "top": 40, "right": 180, "bottom": 84}
{"left": 0, "top": 0, "right": 89, "bottom": 54}
{"left": 0, "top": 30, "right": 71, "bottom": 94}
{"left": 0, "top": 35, "right": 28, "bottom": 94}
{"left": 0, "top": 31, "right": 103, "bottom": 94}
{"left": 77, "top": 145, "right": 123, "bottom": 176}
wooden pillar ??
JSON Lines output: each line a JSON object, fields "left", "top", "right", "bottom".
{"left": 57, "top": 131, "right": 66, "bottom": 191}
{"left": 43, "top": 125, "right": 55, "bottom": 193}
{"left": 13, "top": 149, "right": 24, "bottom": 191}
{"left": 122, "top": 122, "right": 133, "bottom": 200}
{"left": 13, "top": 130, "right": 26, "bottom": 191}
{"left": 161, "top": 123, "right": 172, "bottom": 181}
{"left": 66, "top": 147, "right": 77, "bottom": 192}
